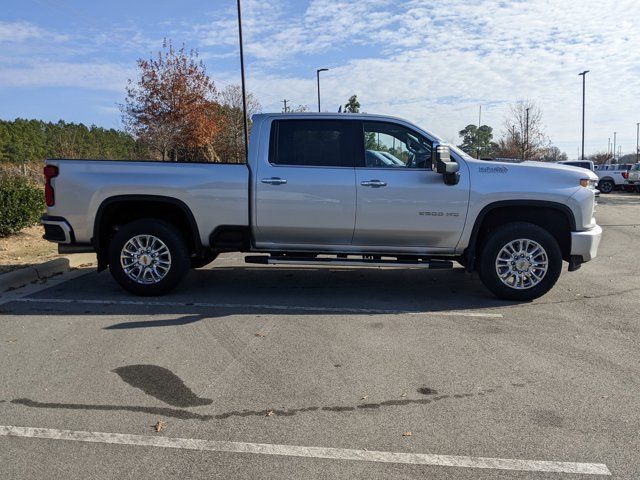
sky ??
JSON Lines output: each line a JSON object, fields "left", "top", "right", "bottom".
{"left": 1, "top": 0, "right": 639, "bottom": 157}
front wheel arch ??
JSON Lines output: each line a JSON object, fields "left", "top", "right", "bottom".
{"left": 463, "top": 202, "right": 574, "bottom": 272}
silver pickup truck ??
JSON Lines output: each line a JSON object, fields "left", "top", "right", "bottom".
{"left": 41, "top": 113, "right": 602, "bottom": 300}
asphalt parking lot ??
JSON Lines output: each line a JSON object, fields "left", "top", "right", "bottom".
{"left": 1, "top": 192, "right": 639, "bottom": 479}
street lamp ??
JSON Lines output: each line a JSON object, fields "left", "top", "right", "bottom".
{"left": 236, "top": 0, "right": 249, "bottom": 162}
{"left": 636, "top": 123, "right": 640, "bottom": 163}
{"left": 578, "top": 70, "right": 589, "bottom": 160}
{"left": 524, "top": 107, "right": 530, "bottom": 160}
{"left": 317, "top": 68, "right": 329, "bottom": 112}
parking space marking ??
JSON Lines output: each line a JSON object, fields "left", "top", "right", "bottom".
{"left": 12, "top": 297, "right": 503, "bottom": 318}
{"left": 0, "top": 425, "right": 609, "bottom": 475}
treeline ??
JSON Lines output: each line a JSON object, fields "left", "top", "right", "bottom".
{"left": 0, "top": 118, "right": 149, "bottom": 165}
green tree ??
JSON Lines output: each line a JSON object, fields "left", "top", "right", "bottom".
{"left": 344, "top": 95, "right": 360, "bottom": 113}
{"left": 458, "top": 124, "right": 497, "bottom": 158}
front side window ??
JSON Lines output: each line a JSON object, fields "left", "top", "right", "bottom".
{"left": 362, "top": 122, "right": 433, "bottom": 169}
{"left": 270, "top": 120, "right": 356, "bottom": 167}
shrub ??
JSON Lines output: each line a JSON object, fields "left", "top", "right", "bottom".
{"left": 0, "top": 174, "right": 44, "bottom": 237}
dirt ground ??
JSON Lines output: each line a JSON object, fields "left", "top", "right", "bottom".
{"left": 0, "top": 225, "right": 59, "bottom": 274}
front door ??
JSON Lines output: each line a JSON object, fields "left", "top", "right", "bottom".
{"left": 254, "top": 119, "right": 359, "bottom": 247}
{"left": 353, "top": 121, "right": 468, "bottom": 249}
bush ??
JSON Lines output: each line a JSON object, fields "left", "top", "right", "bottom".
{"left": 0, "top": 174, "right": 44, "bottom": 237}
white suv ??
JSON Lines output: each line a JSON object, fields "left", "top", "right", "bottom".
{"left": 594, "top": 163, "right": 633, "bottom": 193}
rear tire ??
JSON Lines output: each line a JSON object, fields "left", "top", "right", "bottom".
{"left": 598, "top": 179, "right": 614, "bottom": 194}
{"left": 477, "top": 222, "right": 562, "bottom": 301}
{"left": 108, "top": 219, "right": 190, "bottom": 296}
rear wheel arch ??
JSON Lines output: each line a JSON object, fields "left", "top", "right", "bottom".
{"left": 464, "top": 201, "right": 575, "bottom": 270}
{"left": 93, "top": 195, "right": 202, "bottom": 269}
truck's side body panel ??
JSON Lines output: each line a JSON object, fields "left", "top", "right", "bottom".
{"left": 45, "top": 160, "right": 249, "bottom": 246}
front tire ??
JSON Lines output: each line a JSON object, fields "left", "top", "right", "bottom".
{"left": 108, "top": 219, "right": 190, "bottom": 296}
{"left": 478, "top": 222, "right": 562, "bottom": 301}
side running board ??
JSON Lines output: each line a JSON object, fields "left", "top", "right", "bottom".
{"left": 244, "top": 255, "right": 453, "bottom": 269}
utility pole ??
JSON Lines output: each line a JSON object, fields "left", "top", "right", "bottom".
{"left": 282, "top": 99, "right": 289, "bottom": 113}
{"left": 636, "top": 123, "right": 640, "bottom": 163}
{"left": 476, "top": 104, "right": 482, "bottom": 158}
{"left": 613, "top": 132, "right": 617, "bottom": 162}
{"left": 236, "top": 0, "right": 249, "bottom": 162}
{"left": 316, "top": 68, "right": 328, "bottom": 112}
{"left": 578, "top": 70, "right": 589, "bottom": 160}
{"left": 608, "top": 137, "right": 610, "bottom": 157}
{"left": 524, "top": 107, "right": 530, "bottom": 160}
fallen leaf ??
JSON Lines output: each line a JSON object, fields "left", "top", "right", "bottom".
{"left": 402, "top": 431, "right": 412, "bottom": 437}
{"left": 254, "top": 332, "right": 266, "bottom": 337}
{"left": 266, "top": 410, "right": 275, "bottom": 417}
{"left": 154, "top": 421, "right": 166, "bottom": 432}
{"left": 361, "top": 395, "right": 368, "bottom": 400}
{"left": 400, "top": 392, "right": 407, "bottom": 397}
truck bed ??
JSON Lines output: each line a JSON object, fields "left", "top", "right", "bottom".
{"left": 45, "top": 159, "right": 250, "bottom": 247}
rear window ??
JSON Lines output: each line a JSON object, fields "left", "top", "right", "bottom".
{"left": 269, "top": 120, "right": 357, "bottom": 167}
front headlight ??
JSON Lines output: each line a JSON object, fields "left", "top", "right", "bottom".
{"left": 580, "top": 178, "right": 597, "bottom": 189}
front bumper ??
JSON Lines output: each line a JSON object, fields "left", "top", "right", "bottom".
{"left": 570, "top": 224, "right": 602, "bottom": 263}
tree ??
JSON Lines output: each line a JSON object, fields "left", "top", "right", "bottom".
{"left": 540, "top": 145, "right": 568, "bottom": 162}
{"left": 213, "top": 84, "right": 262, "bottom": 163}
{"left": 588, "top": 152, "right": 614, "bottom": 165}
{"left": 495, "top": 100, "right": 547, "bottom": 160}
{"left": 121, "top": 39, "right": 220, "bottom": 161}
{"left": 0, "top": 118, "right": 147, "bottom": 165}
{"left": 344, "top": 95, "right": 360, "bottom": 113}
{"left": 457, "top": 124, "right": 497, "bottom": 158}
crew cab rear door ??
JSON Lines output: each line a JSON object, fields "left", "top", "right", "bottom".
{"left": 352, "top": 120, "right": 469, "bottom": 249}
{"left": 254, "top": 119, "right": 359, "bottom": 247}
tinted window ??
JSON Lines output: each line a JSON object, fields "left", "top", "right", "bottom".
{"left": 362, "top": 122, "right": 433, "bottom": 169}
{"left": 270, "top": 120, "right": 356, "bottom": 167}
{"left": 564, "top": 161, "right": 591, "bottom": 170}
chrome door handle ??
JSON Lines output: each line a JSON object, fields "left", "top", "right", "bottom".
{"left": 261, "top": 177, "right": 287, "bottom": 185}
{"left": 360, "top": 179, "right": 387, "bottom": 187}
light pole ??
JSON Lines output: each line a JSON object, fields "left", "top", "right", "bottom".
{"left": 476, "top": 104, "right": 482, "bottom": 158}
{"left": 578, "top": 70, "right": 589, "bottom": 160}
{"left": 316, "top": 68, "right": 328, "bottom": 112}
{"left": 524, "top": 107, "right": 530, "bottom": 160}
{"left": 613, "top": 132, "right": 617, "bottom": 162}
{"left": 636, "top": 123, "right": 640, "bottom": 163}
{"left": 236, "top": 0, "right": 249, "bottom": 162}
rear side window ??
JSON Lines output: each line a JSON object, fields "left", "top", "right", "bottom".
{"left": 269, "top": 120, "right": 357, "bottom": 167}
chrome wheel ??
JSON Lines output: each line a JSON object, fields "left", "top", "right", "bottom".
{"left": 120, "top": 234, "right": 171, "bottom": 284}
{"left": 495, "top": 238, "right": 548, "bottom": 290}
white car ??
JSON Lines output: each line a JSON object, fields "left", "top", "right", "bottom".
{"left": 625, "top": 163, "right": 640, "bottom": 192}
{"left": 593, "top": 163, "right": 633, "bottom": 194}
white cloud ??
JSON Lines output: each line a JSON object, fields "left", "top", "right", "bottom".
{"left": 0, "top": 61, "right": 133, "bottom": 92}
{"left": 0, "top": 21, "right": 68, "bottom": 43}
{"left": 208, "top": 0, "right": 640, "bottom": 155}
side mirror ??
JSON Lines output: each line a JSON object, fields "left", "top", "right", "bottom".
{"left": 434, "top": 145, "right": 460, "bottom": 185}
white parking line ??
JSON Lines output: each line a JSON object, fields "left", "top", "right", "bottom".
{"left": 13, "top": 297, "right": 503, "bottom": 318}
{"left": 0, "top": 425, "right": 609, "bottom": 475}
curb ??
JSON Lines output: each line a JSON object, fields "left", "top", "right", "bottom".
{"left": 0, "top": 253, "right": 96, "bottom": 292}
